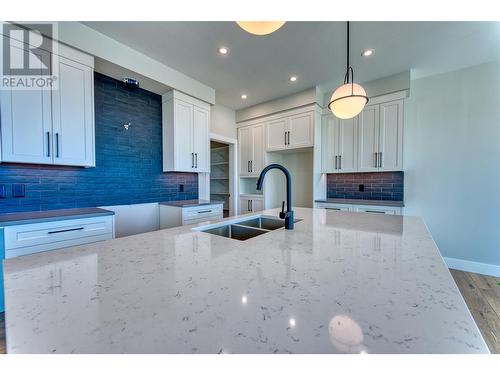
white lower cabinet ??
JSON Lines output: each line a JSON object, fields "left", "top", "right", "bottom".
{"left": 159, "top": 203, "right": 223, "bottom": 229}
{"left": 239, "top": 195, "right": 264, "bottom": 214}
{"left": 3, "top": 215, "right": 115, "bottom": 259}
{"left": 315, "top": 202, "right": 402, "bottom": 215}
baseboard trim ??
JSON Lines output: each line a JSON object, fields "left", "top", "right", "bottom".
{"left": 444, "top": 257, "right": 500, "bottom": 277}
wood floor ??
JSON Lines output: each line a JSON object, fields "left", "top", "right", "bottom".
{"left": 0, "top": 270, "right": 498, "bottom": 354}
{"left": 450, "top": 270, "right": 500, "bottom": 353}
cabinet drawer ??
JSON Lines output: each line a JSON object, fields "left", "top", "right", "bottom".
{"left": 4, "top": 216, "right": 114, "bottom": 252}
{"left": 182, "top": 204, "right": 223, "bottom": 221}
{"left": 354, "top": 206, "right": 401, "bottom": 215}
{"left": 316, "top": 203, "right": 351, "bottom": 211}
{"left": 183, "top": 214, "right": 222, "bottom": 226}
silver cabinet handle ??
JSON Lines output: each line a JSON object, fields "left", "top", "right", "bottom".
{"left": 195, "top": 153, "right": 198, "bottom": 168}
{"left": 250, "top": 160, "right": 253, "bottom": 172}
{"left": 284, "top": 131, "right": 287, "bottom": 145}
{"left": 46, "top": 132, "right": 51, "bottom": 157}
{"left": 366, "top": 210, "right": 385, "bottom": 214}
{"left": 55, "top": 133, "right": 60, "bottom": 158}
{"left": 197, "top": 210, "right": 212, "bottom": 214}
{"left": 250, "top": 200, "right": 253, "bottom": 211}
{"left": 374, "top": 152, "right": 378, "bottom": 168}
{"left": 378, "top": 152, "right": 382, "bottom": 168}
{"left": 339, "top": 155, "right": 342, "bottom": 170}
{"left": 287, "top": 131, "right": 291, "bottom": 145}
{"left": 325, "top": 207, "right": 341, "bottom": 211}
{"left": 191, "top": 153, "right": 194, "bottom": 168}
{"left": 335, "top": 155, "right": 338, "bottom": 169}
{"left": 248, "top": 161, "right": 250, "bottom": 172}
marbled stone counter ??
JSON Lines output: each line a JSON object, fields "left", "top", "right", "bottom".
{"left": 3, "top": 207, "right": 488, "bottom": 353}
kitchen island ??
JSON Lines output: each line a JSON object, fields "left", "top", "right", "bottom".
{"left": 2, "top": 207, "right": 489, "bottom": 353}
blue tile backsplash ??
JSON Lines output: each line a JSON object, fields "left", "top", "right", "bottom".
{"left": 0, "top": 72, "right": 198, "bottom": 213}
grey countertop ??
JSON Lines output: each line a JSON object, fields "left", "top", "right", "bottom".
{"left": 159, "top": 199, "right": 224, "bottom": 208}
{"left": 0, "top": 207, "right": 115, "bottom": 227}
{"left": 315, "top": 198, "right": 405, "bottom": 207}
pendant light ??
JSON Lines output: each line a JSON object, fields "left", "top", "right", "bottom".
{"left": 236, "top": 21, "right": 286, "bottom": 36}
{"left": 328, "top": 22, "right": 368, "bottom": 119}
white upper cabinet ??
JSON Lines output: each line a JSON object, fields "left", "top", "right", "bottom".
{"left": 266, "top": 110, "right": 314, "bottom": 152}
{"left": 238, "top": 122, "right": 265, "bottom": 177}
{"left": 162, "top": 90, "right": 210, "bottom": 173}
{"left": 0, "top": 37, "right": 95, "bottom": 166}
{"left": 288, "top": 112, "right": 314, "bottom": 148}
{"left": 322, "top": 95, "right": 405, "bottom": 173}
{"left": 358, "top": 105, "right": 380, "bottom": 171}
{"left": 51, "top": 56, "right": 95, "bottom": 167}
{"left": 266, "top": 117, "right": 287, "bottom": 151}
{"left": 378, "top": 100, "right": 404, "bottom": 171}
{"left": 192, "top": 105, "right": 210, "bottom": 172}
{"left": 321, "top": 114, "right": 357, "bottom": 173}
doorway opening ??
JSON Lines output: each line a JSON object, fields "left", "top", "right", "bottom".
{"left": 209, "top": 137, "right": 237, "bottom": 218}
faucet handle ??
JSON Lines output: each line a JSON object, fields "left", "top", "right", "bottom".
{"left": 279, "top": 201, "right": 286, "bottom": 219}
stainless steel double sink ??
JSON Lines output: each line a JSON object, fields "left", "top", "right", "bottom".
{"left": 194, "top": 215, "right": 301, "bottom": 241}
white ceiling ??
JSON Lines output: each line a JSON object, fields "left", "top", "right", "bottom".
{"left": 83, "top": 21, "right": 500, "bottom": 110}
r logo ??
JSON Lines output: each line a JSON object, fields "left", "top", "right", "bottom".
{"left": 2, "top": 23, "right": 53, "bottom": 76}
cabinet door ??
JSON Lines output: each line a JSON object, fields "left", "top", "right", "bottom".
{"left": 250, "top": 123, "right": 265, "bottom": 175}
{"left": 321, "top": 115, "right": 338, "bottom": 173}
{"left": 266, "top": 117, "right": 287, "bottom": 151}
{"left": 174, "top": 98, "right": 194, "bottom": 171}
{"left": 288, "top": 112, "right": 313, "bottom": 149}
{"left": 239, "top": 197, "right": 251, "bottom": 214}
{"left": 379, "top": 100, "right": 403, "bottom": 171}
{"left": 193, "top": 105, "right": 210, "bottom": 172}
{"left": 357, "top": 105, "right": 380, "bottom": 171}
{"left": 337, "top": 117, "right": 357, "bottom": 172}
{"left": 51, "top": 56, "right": 95, "bottom": 166}
{"left": 0, "top": 41, "right": 52, "bottom": 164}
{"left": 251, "top": 199, "right": 264, "bottom": 212}
{"left": 238, "top": 127, "right": 251, "bottom": 177}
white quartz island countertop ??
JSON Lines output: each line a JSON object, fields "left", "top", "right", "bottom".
{"left": 3, "top": 207, "right": 489, "bottom": 354}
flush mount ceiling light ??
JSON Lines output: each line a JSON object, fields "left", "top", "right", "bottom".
{"left": 236, "top": 21, "right": 286, "bottom": 36}
{"left": 328, "top": 22, "right": 369, "bottom": 119}
{"left": 361, "top": 49, "right": 374, "bottom": 57}
{"left": 218, "top": 47, "right": 229, "bottom": 55}
{"left": 241, "top": 94, "right": 247, "bottom": 99}
{"left": 289, "top": 76, "right": 297, "bottom": 82}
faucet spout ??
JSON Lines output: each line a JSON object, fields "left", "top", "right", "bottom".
{"left": 256, "top": 164, "right": 294, "bottom": 230}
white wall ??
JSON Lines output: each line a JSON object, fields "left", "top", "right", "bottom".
{"left": 236, "top": 88, "right": 317, "bottom": 123}
{"left": 404, "top": 61, "right": 500, "bottom": 272}
{"left": 211, "top": 104, "right": 236, "bottom": 139}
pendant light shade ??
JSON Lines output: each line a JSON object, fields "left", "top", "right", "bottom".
{"left": 329, "top": 22, "right": 368, "bottom": 119}
{"left": 329, "top": 82, "right": 368, "bottom": 119}
{"left": 236, "top": 21, "right": 286, "bottom": 36}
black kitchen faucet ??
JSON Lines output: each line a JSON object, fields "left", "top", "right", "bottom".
{"left": 256, "top": 164, "right": 294, "bottom": 230}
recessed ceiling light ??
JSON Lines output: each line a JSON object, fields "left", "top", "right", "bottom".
{"left": 218, "top": 47, "right": 229, "bottom": 55}
{"left": 241, "top": 94, "right": 247, "bottom": 99}
{"left": 361, "top": 49, "right": 374, "bottom": 57}
{"left": 289, "top": 76, "right": 297, "bottom": 82}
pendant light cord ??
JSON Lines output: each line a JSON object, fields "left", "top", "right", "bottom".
{"left": 343, "top": 21, "right": 354, "bottom": 92}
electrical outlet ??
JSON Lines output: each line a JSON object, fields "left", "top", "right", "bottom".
{"left": 0, "top": 184, "right": 6, "bottom": 198}
{"left": 12, "top": 183, "right": 25, "bottom": 197}
{"left": 179, "top": 184, "right": 184, "bottom": 192}
{"left": 359, "top": 184, "right": 364, "bottom": 192}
